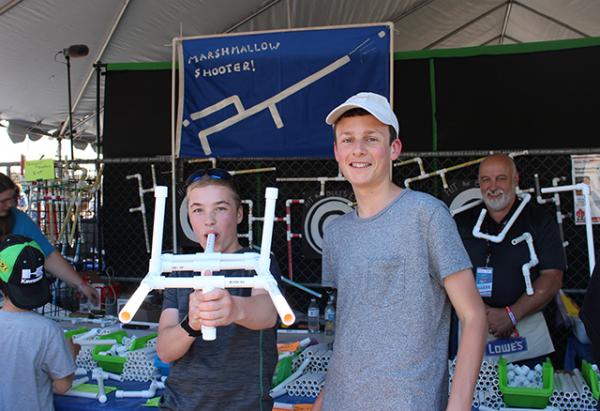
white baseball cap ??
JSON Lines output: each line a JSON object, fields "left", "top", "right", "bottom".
{"left": 325, "top": 92, "right": 399, "bottom": 135}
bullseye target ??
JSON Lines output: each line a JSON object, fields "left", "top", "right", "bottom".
{"left": 303, "top": 196, "right": 353, "bottom": 256}
{"left": 449, "top": 187, "right": 482, "bottom": 214}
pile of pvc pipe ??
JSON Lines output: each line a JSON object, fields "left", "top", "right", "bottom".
{"left": 74, "top": 330, "right": 125, "bottom": 371}
{"left": 97, "top": 336, "right": 136, "bottom": 355}
{"left": 75, "top": 346, "right": 98, "bottom": 371}
{"left": 73, "top": 328, "right": 114, "bottom": 370}
{"left": 506, "top": 363, "right": 543, "bottom": 388}
{"left": 270, "top": 357, "right": 311, "bottom": 398}
{"left": 549, "top": 370, "right": 597, "bottom": 410}
{"left": 122, "top": 347, "right": 161, "bottom": 382}
{"left": 292, "top": 344, "right": 332, "bottom": 373}
{"left": 72, "top": 327, "right": 160, "bottom": 381}
{"left": 95, "top": 336, "right": 153, "bottom": 357}
{"left": 271, "top": 343, "right": 330, "bottom": 399}
{"left": 449, "top": 359, "right": 504, "bottom": 410}
{"left": 285, "top": 371, "right": 326, "bottom": 398}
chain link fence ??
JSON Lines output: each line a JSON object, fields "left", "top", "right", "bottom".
{"left": 0, "top": 161, "right": 101, "bottom": 272}
{"left": 3, "top": 150, "right": 597, "bottom": 363}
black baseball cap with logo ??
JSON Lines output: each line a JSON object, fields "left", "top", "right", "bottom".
{"left": 0, "top": 235, "right": 50, "bottom": 309}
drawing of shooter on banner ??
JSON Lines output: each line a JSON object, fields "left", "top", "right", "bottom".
{"left": 175, "top": 24, "right": 393, "bottom": 158}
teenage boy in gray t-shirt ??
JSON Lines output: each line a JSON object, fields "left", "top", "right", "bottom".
{"left": 312, "top": 92, "right": 487, "bottom": 411}
{"left": 0, "top": 235, "right": 76, "bottom": 411}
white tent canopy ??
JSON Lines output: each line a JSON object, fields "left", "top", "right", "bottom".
{"left": 1, "top": 0, "right": 599, "bottom": 148}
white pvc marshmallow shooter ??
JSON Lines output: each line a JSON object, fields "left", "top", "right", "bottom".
{"left": 118, "top": 186, "right": 296, "bottom": 339}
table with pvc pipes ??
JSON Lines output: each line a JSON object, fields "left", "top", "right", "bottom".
{"left": 54, "top": 381, "right": 482, "bottom": 411}
{"left": 53, "top": 376, "right": 165, "bottom": 411}
{"left": 271, "top": 331, "right": 481, "bottom": 410}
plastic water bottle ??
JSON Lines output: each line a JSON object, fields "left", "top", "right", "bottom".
{"left": 324, "top": 292, "right": 336, "bottom": 337}
{"left": 79, "top": 293, "right": 91, "bottom": 313}
{"left": 308, "top": 298, "right": 320, "bottom": 333}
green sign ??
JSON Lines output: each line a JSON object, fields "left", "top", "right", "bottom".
{"left": 24, "top": 159, "right": 55, "bottom": 181}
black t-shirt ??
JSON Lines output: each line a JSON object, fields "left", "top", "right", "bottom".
{"left": 160, "top": 247, "right": 282, "bottom": 411}
{"left": 580, "top": 264, "right": 600, "bottom": 366}
{"left": 455, "top": 199, "right": 566, "bottom": 307}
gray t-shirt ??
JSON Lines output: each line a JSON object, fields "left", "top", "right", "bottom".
{"left": 0, "top": 310, "right": 75, "bottom": 411}
{"left": 321, "top": 189, "right": 471, "bottom": 411}
{"left": 160, "top": 248, "right": 280, "bottom": 411}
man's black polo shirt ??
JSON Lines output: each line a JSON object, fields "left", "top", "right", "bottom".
{"left": 580, "top": 264, "right": 600, "bottom": 366}
{"left": 455, "top": 198, "right": 566, "bottom": 308}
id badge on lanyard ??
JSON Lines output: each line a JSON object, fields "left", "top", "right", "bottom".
{"left": 476, "top": 267, "right": 493, "bottom": 297}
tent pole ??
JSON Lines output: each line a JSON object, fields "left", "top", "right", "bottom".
{"left": 66, "top": 54, "right": 75, "bottom": 161}
{"left": 58, "top": 0, "right": 131, "bottom": 137}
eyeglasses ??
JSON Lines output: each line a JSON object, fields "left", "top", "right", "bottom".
{"left": 184, "top": 168, "right": 232, "bottom": 188}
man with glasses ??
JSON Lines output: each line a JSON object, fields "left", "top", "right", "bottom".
{"left": 157, "top": 168, "right": 282, "bottom": 411}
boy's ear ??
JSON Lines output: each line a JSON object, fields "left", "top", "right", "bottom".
{"left": 237, "top": 205, "right": 243, "bottom": 224}
{"left": 390, "top": 138, "right": 402, "bottom": 160}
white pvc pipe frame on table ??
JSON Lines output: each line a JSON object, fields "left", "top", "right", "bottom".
{"left": 119, "top": 186, "right": 296, "bottom": 334}
{"left": 541, "top": 183, "right": 595, "bottom": 275}
{"left": 115, "top": 379, "right": 165, "bottom": 398}
{"left": 92, "top": 367, "right": 108, "bottom": 403}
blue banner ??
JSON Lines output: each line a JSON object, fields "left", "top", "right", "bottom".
{"left": 177, "top": 24, "right": 392, "bottom": 158}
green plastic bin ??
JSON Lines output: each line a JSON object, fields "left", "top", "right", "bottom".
{"left": 92, "top": 331, "right": 157, "bottom": 373}
{"left": 130, "top": 333, "right": 157, "bottom": 350}
{"left": 91, "top": 330, "right": 128, "bottom": 373}
{"left": 498, "top": 357, "right": 554, "bottom": 409}
{"left": 272, "top": 355, "right": 293, "bottom": 387}
{"left": 582, "top": 360, "right": 599, "bottom": 400}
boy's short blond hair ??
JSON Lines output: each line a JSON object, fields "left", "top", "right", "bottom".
{"left": 186, "top": 175, "right": 241, "bottom": 208}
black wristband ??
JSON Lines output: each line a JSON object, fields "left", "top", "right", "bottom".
{"left": 180, "top": 314, "right": 203, "bottom": 337}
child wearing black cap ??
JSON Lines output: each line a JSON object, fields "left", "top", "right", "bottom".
{"left": 0, "top": 234, "right": 76, "bottom": 410}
